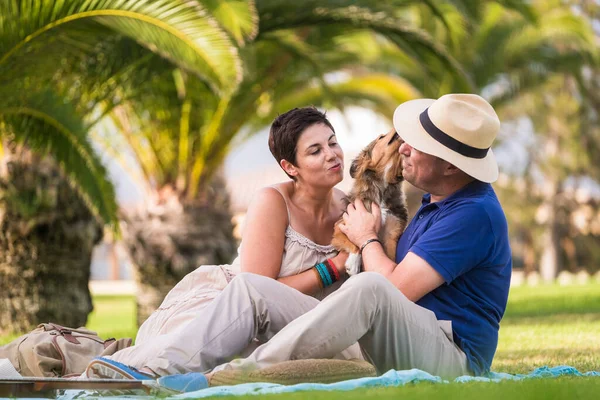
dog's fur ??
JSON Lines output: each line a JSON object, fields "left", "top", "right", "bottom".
{"left": 331, "top": 129, "right": 408, "bottom": 275}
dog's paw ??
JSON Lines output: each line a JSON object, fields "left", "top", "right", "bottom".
{"left": 345, "top": 253, "right": 362, "bottom": 276}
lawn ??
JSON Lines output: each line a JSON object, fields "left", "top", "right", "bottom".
{"left": 2, "top": 283, "right": 599, "bottom": 399}
{"left": 493, "top": 284, "right": 600, "bottom": 374}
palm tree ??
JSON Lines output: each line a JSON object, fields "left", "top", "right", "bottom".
{"left": 0, "top": 0, "right": 246, "bottom": 333}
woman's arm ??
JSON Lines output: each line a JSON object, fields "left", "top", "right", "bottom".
{"left": 240, "top": 187, "right": 342, "bottom": 295}
{"left": 240, "top": 187, "right": 288, "bottom": 278}
{"left": 277, "top": 252, "right": 348, "bottom": 294}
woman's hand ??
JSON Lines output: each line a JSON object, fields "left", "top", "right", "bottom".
{"left": 339, "top": 198, "right": 382, "bottom": 246}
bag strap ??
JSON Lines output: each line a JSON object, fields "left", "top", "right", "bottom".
{"left": 45, "top": 323, "right": 117, "bottom": 348}
{"left": 46, "top": 323, "right": 80, "bottom": 345}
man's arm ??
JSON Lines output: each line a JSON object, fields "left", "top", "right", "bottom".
{"left": 361, "top": 243, "right": 444, "bottom": 302}
{"left": 340, "top": 199, "right": 444, "bottom": 302}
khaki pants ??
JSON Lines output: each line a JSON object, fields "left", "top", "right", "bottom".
{"left": 142, "top": 272, "right": 469, "bottom": 378}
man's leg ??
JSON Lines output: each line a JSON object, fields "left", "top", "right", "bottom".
{"left": 219, "top": 272, "right": 469, "bottom": 379}
{"left": 354, "top": 275, "right": 469, "bottom": 378}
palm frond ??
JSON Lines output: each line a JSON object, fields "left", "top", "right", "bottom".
{"left": 443, "top": 0, "right": 536, "bottom": 23}
{"left": 120, "top": 67, "right": 218, "bottom": 186}
{"left": 486, "top": 49, "right": 597, "bottom": 107}
{"left": 418, "top": 0, "right": 469, "bottom": 50}
{"left": 255, "top": 1, "right": 473, "bottom": 91}
{"left": 491, "top": 0, "right": 537, "bottom": 22}
{"left": 258, "top": 73, "right": 421, "bottom": 128}
{"left": 0, "top": 0, "right": 243, "bottom": 93}
{"left": 0, "top": 90, "right": 119, "bottom": 233}
{"left": 502, "top": 9, "right": 596, "bottom": 67}
{"left": 202, "top": 0, "right": 259, "bottom": 45}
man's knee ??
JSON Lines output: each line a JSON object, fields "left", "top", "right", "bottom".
{"left": 345, "top": 272, "right": 393, "bottom": 294}
{"left": 344, "top": 272, "right": 410, "bottom": 306}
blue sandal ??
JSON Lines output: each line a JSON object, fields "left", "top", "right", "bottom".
{"left": 86, "top": 357, "right": 156, "bottom": 380}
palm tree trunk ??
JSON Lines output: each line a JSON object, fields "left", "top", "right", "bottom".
{"left": 120, "top": 171, "right": 236, "bottom": 325}
{"left": 0, "top": 151, "right": 102, "bottom": 335}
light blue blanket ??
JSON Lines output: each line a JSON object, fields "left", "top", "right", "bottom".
{"left": 163, "top": 366, "right": 599, "bottom": 398}
{"left": 47, "top": 365, "right": 598, "bottom": 400}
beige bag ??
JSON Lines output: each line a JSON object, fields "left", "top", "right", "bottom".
{"left": 0, "top": 323, "right": 132, "bottom": 377}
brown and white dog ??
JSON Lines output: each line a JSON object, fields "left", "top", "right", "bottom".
{"left": 332, "top": 129, "right": 408, "bottom": 275}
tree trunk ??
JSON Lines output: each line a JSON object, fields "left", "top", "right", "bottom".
{"left": 539, "top": 180, "right": 562, "bottom": 282}
{"left": 0, "top": 151, "right": 102, "bottom": 335}
{"left": 120, "top": 172, "right": 237, "bottom": 325}
{"left": 522, "top": 231, "right": 538, "bottom": 275}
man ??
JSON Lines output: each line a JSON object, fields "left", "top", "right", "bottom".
{"left": 337, "top": 93, "right": 512, "bottom": 376}
{"left": 89, "top": 93, "right": 511, "bottom": 383}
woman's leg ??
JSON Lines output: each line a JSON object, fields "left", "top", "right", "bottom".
{"left": 135, "top": 266, "right": 228, "bottom": 345}
{"left": 127, "top": 273, "right": 321, "bottom": 376}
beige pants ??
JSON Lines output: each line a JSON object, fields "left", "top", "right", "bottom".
{"left": 217, "top": 272, "right": 470, "bottom": 378}
{"left": 136, "top": 272, "right": 469, "bottom": 378}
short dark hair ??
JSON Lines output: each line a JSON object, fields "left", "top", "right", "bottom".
{"left": 268, "top": 106, "right": 335, "bottom": 179}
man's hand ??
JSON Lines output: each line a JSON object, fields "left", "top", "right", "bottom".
{"left": 338, "top": 198, "right": 382, "bottom": 247}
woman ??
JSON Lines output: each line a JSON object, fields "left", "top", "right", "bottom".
{"left": 87, "top": 106, "right": 356, "bottom": 379}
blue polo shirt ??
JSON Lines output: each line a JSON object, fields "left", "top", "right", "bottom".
{"left": 395, "top": 180, "right": 511, "bottom": 376}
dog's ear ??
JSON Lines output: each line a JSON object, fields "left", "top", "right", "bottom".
{"left": 350, "top": 147, "right": 372, "bottom": 179}
{"left": 350, "top": 159, "right": 359, "bottom": 178}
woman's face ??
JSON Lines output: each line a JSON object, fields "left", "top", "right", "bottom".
{"left": 289, "top": 123, "right": 344, "bottom": 187}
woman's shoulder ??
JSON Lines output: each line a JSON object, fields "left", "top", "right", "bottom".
{"left": 268, "top": 181, "right": 292, "bottom": 196}
{"left": 246, "top": 183, "right": 290, "bottom": 222}
{"left": 251, "top": 184, "right": 288, "bottom": 208}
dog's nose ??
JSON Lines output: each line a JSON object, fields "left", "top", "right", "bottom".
{"left": 388, "top": 131, "right": 400, "bottom": 144}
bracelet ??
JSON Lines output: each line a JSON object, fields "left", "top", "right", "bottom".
{"left": 313, "top": 261, "right": 337, "bottom": 288}
{"left": 324, "top": 260, "right": 338, "bottom": 283}
{"left": 326, "top": 259, "right": 340, "bottom": 281}
{"left": 359, "top": 238, "right": 382, "bottom": 254}
{"left": 316, "top": 262, "right": 333, "bottom": 286}
{"left": 314, "top": 263, "right": 328, "bottom": 287}
{"left": 312, "top": 266, "right": 323, "bottom": 288}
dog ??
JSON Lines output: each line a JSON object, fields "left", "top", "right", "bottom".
{"left": 331, "top": 129, "right": 408, "bottom": 275}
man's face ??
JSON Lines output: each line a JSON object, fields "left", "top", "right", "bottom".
{"left": 399, "top": 142, "right": 447, "bottom": 190}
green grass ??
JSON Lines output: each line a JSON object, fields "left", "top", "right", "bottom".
{"left": 1, "top": 283, "right": 599, "bottom": 399}
{"left": 493, "top": 284, "right": 600, "bottom": 374}
{"left": 86, "top": 295, "right": 138, "bottom": 341}
{"left": 0, "top": 295, "right": 138, "bottom": 346}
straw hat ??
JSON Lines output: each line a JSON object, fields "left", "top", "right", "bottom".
{"left": 393, "top": 93, "right": 500, "bottom": 183}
